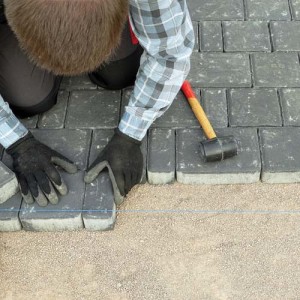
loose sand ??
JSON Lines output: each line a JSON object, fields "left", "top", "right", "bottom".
{"left": 1, "top": 183, "right": 300, "bottom": 300}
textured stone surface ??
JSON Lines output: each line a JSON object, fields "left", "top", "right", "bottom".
{"left": 188, "top": 53, "right": 252, "bottom": 87}
{"left": 147, "top": 129, "right": 175, "bottom": 185}
{"left": 223, "top": 21, "right": 271, "bottom": 52}
{"left": 60, "top": 75, "right": 97, "bottom": 91}
{"left": 291, "top": 0, "right": 300, "bottom": 20}
{"left": 200, "top": 21, "right": 223, "bottom": 52}
{"left": 260, "top": 128, "right": 300, "bottom": 182}
{"left": 20, "top": 115, "right": 39, "bottom": 129}
{"left": 228, "top": 88, "right": 282, "bottom": 126}
{"left": 0, "top": 162, "right": 18, "bottom": 204}
{"left": 65, "top": 90, "right": 121, "bottom": 129}
{"left": 279, "top": 88, "right": 300, "bottom": 126}
{"left": 176, "top": 128, "right": 261, "bottom": 184}
{"left": 252, "top": 53, "right": 300, "bottom": 87}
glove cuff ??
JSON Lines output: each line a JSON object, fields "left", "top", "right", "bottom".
{"left": 6, "top": 132, "right": 35, "bottom": 155}
{"left": 115, "top": 128, "right": 142, "bottom": 145}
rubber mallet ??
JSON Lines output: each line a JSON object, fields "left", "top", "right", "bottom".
{"left": 181, "top": 80, "right": 238, "bottom": 162}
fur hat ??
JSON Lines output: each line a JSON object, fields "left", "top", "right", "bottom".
{"left": 4, "top": 0, "right": 128, "bottom": 75}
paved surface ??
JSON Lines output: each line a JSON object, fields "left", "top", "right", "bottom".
{"left": 1, "top": 0, "right": 300, "bottom": 231}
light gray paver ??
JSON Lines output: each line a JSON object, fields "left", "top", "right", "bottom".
{"left": 228, "top": 88, "right": 282, "bottom": 126}
{"left": 188, "top": 53, "right": 252, "bottom": 87}
{"left": 223, "top": 21, "right": 271, "bottom": 52}
{"left": 260, "top": 127, "right": 300, "bottom": 182}
{"left": 147, "top": 129, "right": 175, "bottom": 185}
{"left": 176, "top": 128, "right": 261, "bottom": 184}
{"left": 279, "top": 88, "right": 300, "bottom": 126}
{"left": 252, "top": 53, "right": 300, "bottom": 87}
{"left": 0, "top": 162, "right": 18, "bottom": 204}
{"left": 200, "top": 21, "right": 223, "bottom": 52}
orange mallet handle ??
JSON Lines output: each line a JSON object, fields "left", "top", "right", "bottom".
{"left": 181, "top": 80, "right": 217, "bottom": 140}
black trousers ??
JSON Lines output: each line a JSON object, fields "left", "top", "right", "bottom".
{"left": 0, "top": 23, "right": 143, "bottom": 118}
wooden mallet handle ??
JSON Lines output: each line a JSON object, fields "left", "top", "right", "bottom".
{"left": 181, "top": 80, "right": 217, "bottom": 140}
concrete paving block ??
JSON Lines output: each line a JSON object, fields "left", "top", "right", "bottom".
{"left": 279, "top": 88, "right": 300, "bottom": 126}
{"left": 83, "top": 171, "right": 116, "bottom": 231}
{"left": 244, "top": 0, "right": 291, "bottom": 20}
{"left": 223, "top": 21, "right": 271, "bottom": 52}
{"left": 260, "top": 127, "right": 300, "bottom": 183}
{"left": 291, "top": 0, "right": 300, "bottom": 20}
{"left": 252, "top": 53, "right": 300, "bottom": 87}
{"left": 0, "top": 192, "right": 22, "bottom": 232}
{"left": 19, "top": 172, "right": 85, "bottom": 231}
{"left": 270, "top": 21, "right": 300, "bottom": 51}
{"left": 65, "top": 90, "right": 121, "bottom": 129}
{"left": 176, "top": 128, "right": 261, "bottom": 184}
{"left": 0, "top": 162, "right": 18, "bottom": 204}
{"left": 147, "top": 129, "right": 175, "bottom": 185}
{"left": 188, "top": 53, "right": 252, "bottom": 88}
{"left": 228, "top": 88, "right": 282, "bottom": 126}
{"left": 187, "top": 0, "right": 244, "bottom": 21}
{"left": 200, "top": 21, "right": 223, "bottom": 52}
{"left": 38, "top": 91, "right": 69, "bottom": 129}
{"left": 20, "top": 115, "right": 39, "bottom": 129}
{"left": 60, "top": 75, "right": 97, "bottom": 91}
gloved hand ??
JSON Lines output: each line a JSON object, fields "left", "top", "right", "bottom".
{"left": 84, "top": 129, "right": 143, "bottom": 196}
{"left": 6, "top": 132, "right": 77, "bottom": 206}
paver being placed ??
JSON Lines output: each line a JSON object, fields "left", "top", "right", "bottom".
{"left": 176, "top": 128, "right": 261, "bottom": 184}
{"left": 279, "top": 88, "right": 300, "bottom": 126}
{"left": 223, "top": 21, "right": 271, "bottom": 52}
{"left": 252, "top": 53, "right": 300, "bottom": 87}
{"left": 0, "top": 162, "right": 18, "bottom": 204}
{"left": 260, "top": 127, "right": 300, "bottom": 183}
{"left": 200, "top": 21, "right": 223, "bottom": 52}
{"left": 188, "top": 53, "right": 252, "bottom": 88}
{"left": 147, "top": 129, "right": 175, "bottom": 185}
{"left": 228, "top": 88, "right": 282, "bottom": 127}
{"left": 65, "top": 90, "right": 121, "bottom": 129}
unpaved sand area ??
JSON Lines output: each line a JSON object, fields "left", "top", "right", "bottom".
{"left": 1, "top": 183, "right": 300, "bottom": 300}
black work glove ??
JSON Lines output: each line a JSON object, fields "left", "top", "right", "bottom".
{"left": 84, "top": 129, "right": 143, "bottom": 197}
{"left": 6, "top": 132, "right": 77, "bottom": 206}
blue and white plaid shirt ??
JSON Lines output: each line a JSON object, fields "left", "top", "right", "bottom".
{"left": 0, "top": 0, "right": 194, "bottom": 148}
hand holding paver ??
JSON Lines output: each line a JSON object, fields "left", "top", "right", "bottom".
{"left": 6, "top": 132, "right": 77, "bottom": 206}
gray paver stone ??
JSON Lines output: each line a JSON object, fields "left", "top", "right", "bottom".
{"left": 176, "top": 128, "right": 261, "bottom": 184}
{"left": 229, "top": 88, "right": 282, "bottom": 126}
{"left": 245, "top": 0, "right": 291, "bottom": 20}
{"left": 188, "top": 53, "right": 252, "bottom": 87}
{"left": 60, "top": 75, "right": 97, "bottom": 91}
{"left": 200, "top": 21, "right": 223, "bottom": 52}
{"left": 65, "top": 90, "right": 121, "bottom": 129}
{"left": 0, "top": 161, "right": 18, "bottom": 204}
{"left": 260, "top": 127, "right": 300, "bottom": 183}
{"left": 252, "top": 53, "right": 300, "bottom": 87}
{"left": 19, "top": 172, "right": 85, "bottom": 231}
{"left": 223, "top": 21, "right": 271, "bottom": 52}
{"left": 0, "top": 193, "right": 22, "bottom": 232}
{"left": 291, "top": 0, "right": 300, "bottom": 20}
{"left": 147, "top": 129, "right": 175, "bottom": 185}
{"left": 279, "top": 88, "right": 300, "bottom": 126}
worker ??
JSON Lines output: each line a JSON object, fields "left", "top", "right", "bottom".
{"left": 0, "top": 0, "right": 194, "bottom": 206}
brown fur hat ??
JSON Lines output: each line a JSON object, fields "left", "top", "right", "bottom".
{"left": 4, "top": 0, "right": 129, "bottom": 75}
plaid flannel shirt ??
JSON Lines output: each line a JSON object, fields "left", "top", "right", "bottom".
{"left": 0, "top": 0, "right": 194, "bottom": 148}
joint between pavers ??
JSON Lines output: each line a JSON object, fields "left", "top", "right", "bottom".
{"left": 249, "top": 54, "right": 255, "bottom": 88}
{"left": 276, "top": 89, "right": 285, "bottom": 127}
{"left": 287, "top": 0, "right": 294, "bottom": 21}
{"left": 268, "top": 21, "right": 275, "bottom": 52}
{"left": 257, "top": 127, "right": 265, "bottom": 182}
{"left": 220, "top": 21, "right": 225, "bottom": 53}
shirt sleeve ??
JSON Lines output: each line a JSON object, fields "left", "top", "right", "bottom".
{"left": 0, "top": 94, "right": 28, "bottom": 149}
{"left": 118, "top": 0, "right": 195, "bottom": 141}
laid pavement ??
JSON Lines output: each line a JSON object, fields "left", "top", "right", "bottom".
{"left": 1, "top": 0, "right": 300, "bottom": 231}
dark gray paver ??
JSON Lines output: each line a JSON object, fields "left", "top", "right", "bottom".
{"left": 193, "top": 21, "right": 199, "bottom": 51}
{"left": 291, "top": 0, "right": 300, "bottom": 20}
{"left": 244, "top": 0, "right": 291, "bottom": 20}
{"left": 0, "top": 162, "right": 18, "bottom": 204}
{"left": 260, "top": 127, "right": 300, "bottom": 182}
{"left": 200, "top": 21, "right": 223, "bottom": 52}
{"left": 279, "top": 88, "right": 300, "bottom": 125}
{"left": 229, "top": 88, "right": 282, "bottom": 126}
{"left": 270, "top": 21, "right": 300, "bottom": 51}
{"left": 19, "top": 172, "right": 85, "bottom": 231}
{"left": 20, "top": 115, "right": 39, "bottom": 129}
{"left": 176, "top": 128, "right": 261, "bottom": 184}
{"left": 223, "top": 21, "right": 271, "bottom": 52}
{"left": 187, "top": 0, "right": 244, "bottom": 21}
{"left": 147, "top": 129, "right": 175, "bottom": 185}
{"left": 65, "top": 90, "right": 121, "bottom": 129}
{"left": 0, "top": 193, "right": 22, "bottom": 232}
{"left": 201, "top": 89, "right": 228, "bottom": 128}
{"left": 252, "top": 53, "right": 300, "bottom": 87}
{"left": 83, "top": 171, "right": 116, "bottom": 231}
{"left": 188, "top": 53, "right": 252, "bottom": 87}
{"left": 38, "top": 91, "right": 69, "bottom": 129}
{"left": 60, "top": 75, "right": 97, "bottom": 91}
